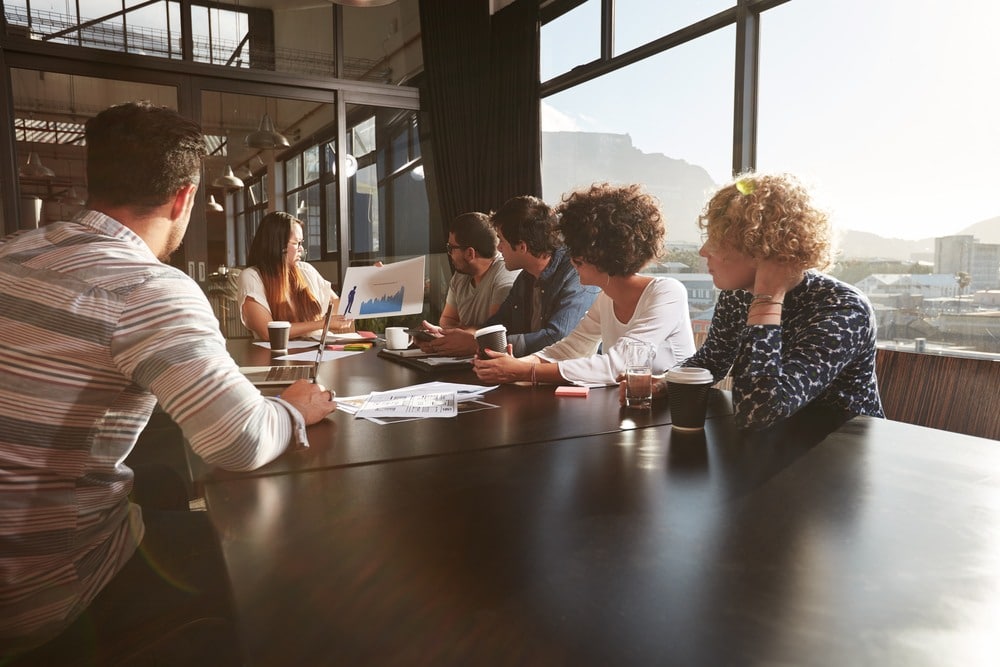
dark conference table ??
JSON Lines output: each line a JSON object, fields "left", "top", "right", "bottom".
{"left": 198, "top": 342, "right": 1000, "bottom": 666}
{"left": 195, "top": 339, "right": 732, "bottom": 479}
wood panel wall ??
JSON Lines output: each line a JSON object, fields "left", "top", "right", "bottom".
{"left": 875, "top": 348, "right": 1000, "bottom": 441}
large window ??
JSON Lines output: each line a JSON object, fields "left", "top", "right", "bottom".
{"left": 541, "top": 0, "right": 1000, "bottom": 358}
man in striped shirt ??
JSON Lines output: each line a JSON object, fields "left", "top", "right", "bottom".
{"left": 0, "top": 102, "right": 336, "bottom": 663}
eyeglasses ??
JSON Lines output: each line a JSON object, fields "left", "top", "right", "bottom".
{"left": 444, "top": 243, "right": 468, "bottom": 253}
{"left": 288, "top": 240, "right": 305, "bottom": 248}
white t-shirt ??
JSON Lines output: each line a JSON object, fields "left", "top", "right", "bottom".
{"left": 536, "top": 276, "right": 696, "bottom": 386}
{"left": 237, "top": 262, "right": 335, "bottom": 331}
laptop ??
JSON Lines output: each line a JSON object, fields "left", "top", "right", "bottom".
{"left": 241, "top": 305, "right": 334, "bottom": 387}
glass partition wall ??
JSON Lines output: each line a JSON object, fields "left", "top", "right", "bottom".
{"left": 2, "top": 0, "right": 426, "bottom": 311}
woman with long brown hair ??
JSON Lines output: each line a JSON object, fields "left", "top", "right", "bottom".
{"left": 238, "top": 211, "right": 352, "bottom": 340}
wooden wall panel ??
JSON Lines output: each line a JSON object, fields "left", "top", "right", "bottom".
{"left": 875, "top": 349, "right": 1000, "bottom": 441}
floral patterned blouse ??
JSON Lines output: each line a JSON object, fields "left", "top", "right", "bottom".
{"left": 684, "top": 270, "right": 884, "bottom": 430}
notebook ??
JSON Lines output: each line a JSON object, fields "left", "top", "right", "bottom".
{"left": 241, "top": 305, "right": 334, "bottom": 387}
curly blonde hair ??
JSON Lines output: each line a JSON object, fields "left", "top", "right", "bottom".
{"left": 698, "top": 172, "right": 833, "bottom": 271}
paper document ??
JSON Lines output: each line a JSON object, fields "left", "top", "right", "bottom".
{"left": 356, "top": 390, "right": 458, "bottom": 420}
{"left": 274, "top": 349, "right": 364, "bottom": 362}
{"left": 336, "top": 381, "right": 498, "bottom": 424}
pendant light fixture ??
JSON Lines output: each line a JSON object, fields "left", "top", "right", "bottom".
{"left": 207, "top": 195, "right": 224, "bottom": 212}
{"left": 213, "top": 165, "right": 245, "bottom": 189}
{"left": 245, "top": 99, "right": 289, "bottom": 150}
{"left": 213, "top": 93, "right": 245, "bottom": 189}
{"left": 19, "top": 151, "right": 56, "bottom": 179}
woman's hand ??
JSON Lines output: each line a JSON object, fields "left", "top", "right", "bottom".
{"left": 752, "top": 259, "right": 804, "bottom": 301}
{"left": 617, "top": 372, "right": 668, "bottom": 406}
{"left": 472, "top": 347, "right": 527, "bottom": 383}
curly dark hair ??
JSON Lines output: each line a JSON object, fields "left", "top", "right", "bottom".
{"left": 557, "top": 183, "right": 665, "bottom": 276}
{"left": 491, "top": 195, "right": 561, "bottom": 257}
{"left": 698, "top": 172, "right": 833, "bottom": 271}
{"left": 85, "top": 101, "right": 205, "bottom": 211}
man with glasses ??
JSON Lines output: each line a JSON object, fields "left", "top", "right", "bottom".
{"left": 435, "top": 211, "right": 519, "bottom": 330}
{"left": 419, "top": 196, "right": 598, "bottom": 357}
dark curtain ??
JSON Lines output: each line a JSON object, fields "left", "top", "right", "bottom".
{"left": 419, "top": 0, "right": 542, "bottom": 228}
{"left": 484, "top": 0, "right": 542, "bottom": 207}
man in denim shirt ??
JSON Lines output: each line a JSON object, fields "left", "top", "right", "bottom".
{"left": 418, "top": 196, "right": 598, "bottom": 356}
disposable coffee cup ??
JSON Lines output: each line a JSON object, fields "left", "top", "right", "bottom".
{"left": 385, "top": 326, "right": 412, "bottom": 350}
{"left": 475, "top": 324, "right": 507, "bottom": 360}
{"left": 665, "top": 367, "right": 714, "bottom": 430}
{"left": 267, "top": 321, "right": 291, "bottom": 354}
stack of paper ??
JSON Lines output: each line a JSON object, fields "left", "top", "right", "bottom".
{"left": 336, "top": 381, "right": 498, "bottom": 425}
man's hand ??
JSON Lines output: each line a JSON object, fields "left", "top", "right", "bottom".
{"left": 280, "top": 379, "right": 336, "bottom": 424}
{"left": 420, "top": 327, "right": 477, "bottom": 356}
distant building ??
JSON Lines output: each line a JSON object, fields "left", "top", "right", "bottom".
{"left": 857, "top": 273, "right": 960, "bottom": 299}
{"left": 935, "top": 235, "right": 1000, "bottom": 290}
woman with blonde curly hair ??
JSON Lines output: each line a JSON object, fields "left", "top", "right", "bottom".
{"left": 644, "top": 172, "right": 883, "bottom": 429}
{"left": 474, "top": 182, "right": 696, "bottom": 386}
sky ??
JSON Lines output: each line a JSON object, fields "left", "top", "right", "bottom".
{"left": 540, "top": 0, "right": 1000, "bottom": 241}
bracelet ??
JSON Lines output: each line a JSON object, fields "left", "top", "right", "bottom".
{"left": 749, "top": 297, "right": 784, "bottom": 307}
{"left": 530, "top": 363, "right": 538, "bottom": 386}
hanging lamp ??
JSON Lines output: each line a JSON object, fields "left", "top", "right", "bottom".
{"left": 207, "top": 195, "right": 224, "bottom": 212}
{"left": 213, "top": 165, "right": 245, "bottom": 189}
{"left": 19, "top": 151, "right": 56, "bottom": 178}
{"left": 245, "top": 112, "right": 289, "bottom": 150}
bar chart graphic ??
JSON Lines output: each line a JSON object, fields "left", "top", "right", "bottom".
{"left": 358, "top": 286, "right": 405, "bottom": 315}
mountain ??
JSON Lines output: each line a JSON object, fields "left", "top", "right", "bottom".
{"left": 958, "top": 216, "right": 1000, "bottom": 243}
{"left": 542, "top": 130, "right": 1000, "bottom": 258}
{"left": 837, "top": 231, "right": 935, "bottom": 262}
{"left": 838, "top": 216, "right": 1000, "bottom": 261}
{"left": 542, "top": 131, "right": 715, "bottom": 245}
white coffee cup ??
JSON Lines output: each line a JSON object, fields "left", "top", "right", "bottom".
{"left": 385, "top": 326, "right": 412, "bottom": 350}
{"left": 267, "top": 321, "right": 291, "bottom": 353}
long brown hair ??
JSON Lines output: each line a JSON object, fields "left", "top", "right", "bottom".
{"left": 247, "top": 211, "right": 323, "bottom": 322}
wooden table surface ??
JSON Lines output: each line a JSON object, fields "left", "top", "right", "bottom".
{"left": 200, "top": 385, "right": 1000, "bottom": 666}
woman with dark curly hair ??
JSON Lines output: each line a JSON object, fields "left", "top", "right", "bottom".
{"left": 644, "top": 172, "right": 884, "bottom": 429}
{"left": 473, "top": 183, "right": 696, "bottom": 386}
{"left": 238, "top": 211, "right": 353, "bottom": 340}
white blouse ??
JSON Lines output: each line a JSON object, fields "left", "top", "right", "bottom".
{"left": 237, "top": 262, "right": 335, "bottom": 331}
{"left": 535, "top": 276, "right": 696, "bottom": 386}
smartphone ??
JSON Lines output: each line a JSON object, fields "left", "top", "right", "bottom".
{"left": 404, "top": 327, "right": 437, "bottom": 342}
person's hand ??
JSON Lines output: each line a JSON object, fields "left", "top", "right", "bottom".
{"left": 280, "top": 379, "right": 336, "bottom": 424}
{"left": 414, "top": 320, "right": 444, "bottom": 352}
{"left": 752, "top": 258, "right": 804, "bottom": 300}
{"left": 472, "top": 346, "right": 527, "bottom": 383}
{"left": 617, "top": 373, "right": 668, "bottom": 406}
{"left": 421, "top": 327, "right": 477, "bottom": 356}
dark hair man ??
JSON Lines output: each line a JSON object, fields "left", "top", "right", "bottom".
{"left": 0, "top": 101, "right": 335, "bottom": 664}
{"left": 436, "top": 211, "right": 519, "bottom": 329}
{"left": 419, "top": 195, "right": 598, "bottom": 357}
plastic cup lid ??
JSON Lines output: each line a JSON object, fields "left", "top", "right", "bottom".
{"left": 267, "top": 321, "right": 291, "bottom": 328}
{"left": 665, "top": 367, "right": 713, "bottom": 384}
{"left": 475, "top": 324, "right": 507, "bottom": 337}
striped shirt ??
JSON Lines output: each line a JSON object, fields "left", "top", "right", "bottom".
{"left": 0, "top": 211, "right": 306, "bottom": 649}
